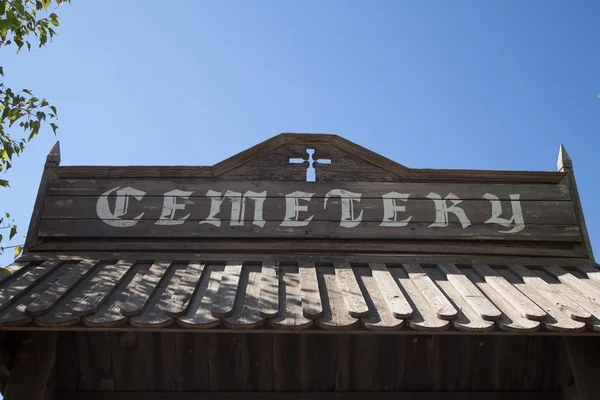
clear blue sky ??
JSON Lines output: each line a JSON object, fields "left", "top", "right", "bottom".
{"left": 1, "top": 1, "right": 599, "bottom": 266}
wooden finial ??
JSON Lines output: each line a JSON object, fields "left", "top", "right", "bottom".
{"left": 46, "top": 141, "right": 61, "bottom": 166}
{"left": 557, "top": 144, "right": 572, "bottom": 172}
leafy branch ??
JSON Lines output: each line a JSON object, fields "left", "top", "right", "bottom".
{"left": 0, "top": 0, "right": 70, "bottom": 258}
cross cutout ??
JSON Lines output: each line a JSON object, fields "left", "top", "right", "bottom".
{"left": 289, "top": 148, "right": 332, "bottom": 182}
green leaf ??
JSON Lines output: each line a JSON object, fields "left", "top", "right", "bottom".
{"left": 0, "top": 268, "right": 11, "bottom": 276}
{"left": 14, "top": 245, "right": 22, "bottom": 258}
{"left": 0, "top": 66, "right": 3, "bottom": 76}
{"left": 9, "top": 225, "right": 17, "bottom": 240}
{"left": 5, "top": 212, "right": 10, "bottom": 218}
{"left": 0, "top": 179, "right": 9, "bottom": 188}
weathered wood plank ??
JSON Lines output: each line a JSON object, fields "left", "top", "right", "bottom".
{"left": 299, "top": 261, "right": 323, "bottom": 318}
{"left": 0, "top": 260, "right": 62, "bottom": 313}
{"left": 26, "top": 259, "right": 99, "bottom": 316}
{"left": 162, "top": 261, "right": 205, "bottom": 317}
{"left": 38, "top": 219, "right": 581, "bottom": 241}
{"left": 389, "top": 268, "right": 450, "bottom": 331}
{"left": 0, "top": 262, "right": 30, "bottom": 284}
{"left": 130, "top": 265, "right": 182, "bottom": 328}
{"left": 506, "top": 265, "right": 589, "bottom": 322}
{"left": 121, "top": 261, "right": 171, "bottom": 317}
{"left": 496, "top": 269, "right": 586, "bottom": 332}
{"left": 177, "top": 264, "right": 224, "bottom": 328}
{"left": 473, "top": 264, "right": 547, "bottom": 321}
{"left": 83, "top": 263, "right": 149, "bottom": 328}
{"left": 333, "top": 262, "right": 369, "bottom": 317}
{"left": 269, "top": 266, "right": 312, "bottom": 330}
{"left": 212, "top": 261, "right": 243, "bottom": 318}
{"left": 316, "top": 267, "right": 359, "bottom": 330}
{"left": 436, "top": 263, "right": 501, "bottom": 321}
{"left": 48, "top": 179, "right": 571, "bottom": 200}
{"left": 223, "top": 266, "right": 265, "bottom": 329}
{"left": 258, "top": 262, "right": 279, "bottom": 318}
{"left": 426, "top": 267, "right": 494, "bottom": 332}
{"left": 463, "top": 268, "right": 540, "bottom": 332}
{"left": 72, "top": 260, "right": 133, "bottom": 316}
{"left": 355, "top": 266, "right": 403, "bottom": 331}
{"left": 403, "top": 264, "right": 457, "bottom": 321}
{"left": 42, "top": 195, "right": 577, "bottom": 225}
{"left": 74, "top": 332, "right": 114, "bottom": 391}
{"left": 369, "top": 263, "right": 412, "bottom": 318}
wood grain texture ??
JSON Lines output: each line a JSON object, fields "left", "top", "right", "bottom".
{"left": 0, "top": 260, "right": 61, "bottom": 313}
{"left": 212, "top": 261, "right": 243, "bottom": 318}
{"left": 298, "top": 261, "right": 322, "bottom": 318}
{"left": 333, "top": 262, "right": 369, "bottom": 317}
{"left": 177, "top": 264, "right": 224, "bottom": 328}
{"left": 315, "top": 267, "right": 359, "bottom": 330}
{"left": 473, "top": 264, "right": 547, "bottom": 321}
{"left": 121, "top": 261, "right": 171, "bottom": 317}
{"left": 162, "top": 261, "right": 205, "bottom": 317}
{"left": 369, "top": 263, "right": 413, "bottom": 318}
{"left": 355, "top": 266, "right": 403, "bottom": 331}
{"left": 403, "top": 264, "right": 457, "bottom": 321}
{"left": 269, "top": 266, "right": 312, "bottom": 330}
{"left": 436, "top": 263, "right": 501, "bottom": 321}
{"left": 223, "top": 265, "right": 265, "bottom": 329}
{"left": 258, "top": 262, "right": 279, "bottom": 318}
{"left": 72, "top": 260, "right": 133, "bottom": 316}
{"left": 130, "top": 266, "right": 182, "bottom": 328}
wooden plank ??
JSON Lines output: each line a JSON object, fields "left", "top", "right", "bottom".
{"left": 506, "top": 265, "right": 590, "bottom": 322}
{"left": 175, "top": 332, "right": 211, "bottom": 391}
{"left": 258, "top": 262, "right": 279, "bottom": 318}
{"left": 26, "top": 259, "right": 99, "bottom": 316}
{"left": 177, "top": 264, "right": 224, "bottom": 328}
{"left": 436, "top": 263, "right": 501, "bottom": 321}
{"left": 333, "top": 262, "right": 369, "bottom": 317}
{"left": 72, "top": 260, "right": 133, "bottom": 316}
{"left": 109, "top": 332, "right": 146, "bottom": 391}
{"left": 462, "top": 269, "right": 540, "bottom": 333}
{"left": 38, "top": 219, "right": 582, "bottom": 242}
{"left": 129, "top": 265, "right": 181, "bottom": 328}
{"left": 83, "top": 263, "right": 149, "bottom": 328}
{"left": 273, "top": 334, "right": 307, "bottom": 391}
{"left": 305, "top": 334, "right": 339, "bottom": 391}
{"left": 269, "top": 266, "right": 312, "bottom": 330}
{"left": 48, "top": 179, "right": 571, "bottom": 200}
{"left": 0, "top": 262, "right": 30, "bottom": 284}
{"left": 316, "top": 267, "right": 359, "bottom": 330}
{"left": 0, "top": 260, "right": 62, "bottom": 313}
{"left": 4, "top": 332, "right": 57, "bottom": 400}
{"left": 299, "top": 261, "right": 323, "bottom": 318}
{"left": 496, "top": 269, "right": 586, "bottom": 332}
{"left": 243, "top": 333, "right": 274, "bottom": 391}
{"left": 162, "top": 261, "right": 205, "bottom": 316}
{"left": 403, "top": 264, "right": 457, "bottom": 320}
{"left": 74, "top": 332, "right": 114, "bottom": 391}
{"left": 137, "top": 333, "right": 180, "bottom": 391}
{"left": 369, "top": 263, "right": 413, "bottom": 318}
{"left": 426, "top": 268, "right": 494, "bottom": 332}
{"left": 473, "top": 265, "right": 547, "bottom": 320}
{"left": 211, "top": 261, "right": 243, "bottom": 318}
{"left": 544, "top": 266, "right": 600, "bottom": 304}
{"left": 223, "top": 265, "right": 265, "bottom": 328}
{"left": 389, "top": 268, "right": 450, "bottom": 331}
{"left": 0, "top": 265, "right": 67, "bottom": 326}
{"left": 565, "top": 336, "right": 600, "bottom": 400}
{"left": 121, "top": 261, "right": 171, "bottom": 317}
{"left": 42, "top": 195, "right": 578, "bottom": 226}
{"left": 32, "top": 238, "right": 585, "bottom": 258}
{"left": 355, "top": 266, "right": 403, "bottom": 331}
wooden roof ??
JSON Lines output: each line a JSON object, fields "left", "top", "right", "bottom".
{"left": 2, "top": 256, "right": 600, "bottom": 334}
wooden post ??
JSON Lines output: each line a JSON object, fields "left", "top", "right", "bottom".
{"left": 558, "top": 144, "right": 595, "bottom": 260}
{"left": 564, "top": 336, "right": 600, "bottom": 400}
{"left": 23, "top": 141, "right": 61, "bottom": 254}
{"left": 4, "top": 331, "right": 58, "bottom": 400}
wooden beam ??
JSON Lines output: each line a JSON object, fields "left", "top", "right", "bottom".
{"left": 23, "top": 142, "right": 61, "bottom": 254}
{"left": 564, "top": 336, "right": 600, "bottom": 400}
{"left": 558, "top": 144, "right": 595, "bottom": 260}
{"left": 54, "top": 392, "right": 562, "bottom": 400}
{"left": 4, "top": 331, "right": 57, "bottom": 400}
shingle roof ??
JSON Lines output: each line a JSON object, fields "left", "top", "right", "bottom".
{"left": 1, "top": 257, "right": 600, "bottom": 334}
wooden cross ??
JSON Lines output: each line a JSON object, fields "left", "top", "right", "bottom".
{"left": 289, "top": 148, "right": 331, "bottom": 182}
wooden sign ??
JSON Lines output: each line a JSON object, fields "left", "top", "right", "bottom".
{"left": 38, "top": 180, "right": 579, "bottom": 241}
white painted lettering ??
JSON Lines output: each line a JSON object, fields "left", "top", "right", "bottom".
{"left": 96, "top": 187, "right": 146, "bottom": 227}
{"left": 324, "top": 189, "right": 363, "bottom": 228}
{"left": 427, "top": 192, "right": 471, "bottom": 228}
{"left": 483, "top": 193, "right": 525, "bottom": 233}
{"left": 156, "top": 189, "right": 193, "bottom": 225}
{"left": 380, "top": 192, "right": 412, "bottom": 227}
{"left": 280, "top": 191, "right": 315, "bottom": 227}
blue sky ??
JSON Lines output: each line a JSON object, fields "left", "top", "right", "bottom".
{"left": 1, "top": 0, "right": 599, "bottom": 265}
